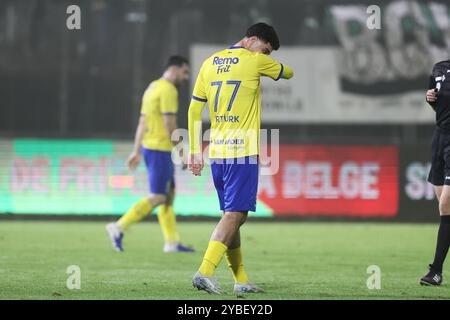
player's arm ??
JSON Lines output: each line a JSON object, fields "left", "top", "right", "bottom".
{"left": 160, "top": 85, "right": 179, "bottom": 144}
{"left": 188, "top": 64, "right": 207, "bottom": 176}
{"left": 257, "top": 53, "right": 294, "bottom": 80}
{"left": 163, "top": 114, "right": 177, "bottom": 142}
{"left": 188, "top": 99, "right": 206, "bottom": 176}
{"left": 426, "top": 72, "right": 438, "bottom": 111}
{"left": 127, "top": 113, "right": 146, "bottom": 171}
{"left": 160, "top": 86, "right": 187, "bottom": 168}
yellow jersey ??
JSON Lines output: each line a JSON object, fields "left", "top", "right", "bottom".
{"left": 188, "top": 46, "right": 293, "bottom": 158}
{"left": 141, "top": 78, "right": 178, "bottom": 152}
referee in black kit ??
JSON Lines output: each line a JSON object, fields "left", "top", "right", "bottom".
{"left": 421, "top": 59, "right": 450, "bottom": 286}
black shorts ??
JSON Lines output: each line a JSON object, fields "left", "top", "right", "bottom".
{"left": 428, "top": 127, "right": 450, "bottom": 186}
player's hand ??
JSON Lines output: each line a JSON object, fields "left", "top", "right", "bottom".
{"left": 177, "top": 145, "right": 188, "bottom": 170}
{"left": 188, "top": 153, "right": 204, "bottom": 176}
{"left": 426, "top": 89, "right": 438, "bottom": 103}
{"left": 127, "top": 151, "right": 141, "bottom": 171}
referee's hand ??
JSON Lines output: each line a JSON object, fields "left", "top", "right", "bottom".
{"left": 426, "top": 89, "right": 438, "bottom": 103}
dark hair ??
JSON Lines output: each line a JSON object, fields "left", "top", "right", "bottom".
{"left": 166, "top": 55, "right": 189, "bottom": 68}
{"left": 245, "top": 22, "right": 280, "bottom": 50}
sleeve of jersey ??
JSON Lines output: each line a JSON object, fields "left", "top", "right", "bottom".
{"left": 188, "top": 67, "right": 207, "bottom": 154}
{"left": 257, "top": 53, "right": 294, "bottom": 81}
{"left": 160, "top": 86, "right": 178, "bottom": 115}
{"left": 140, "top": 94, "right": 148, "bottom": 115}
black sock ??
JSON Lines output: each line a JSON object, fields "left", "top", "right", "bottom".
{"left": 432, "top": 215, "right": 450, "bottom": 273}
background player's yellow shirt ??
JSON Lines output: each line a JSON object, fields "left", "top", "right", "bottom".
{"left": 189, "top": 46, "right": 293, "bottom": 158}
{"left": 141, "top": 79, "right": 178, "bottom": 152}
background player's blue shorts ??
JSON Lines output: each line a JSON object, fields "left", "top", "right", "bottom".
{"left": 210, "top": 156, "right": 259, "bottom": 212}
{"left": 142, "top": 147, "right": 174, "bottom": 195}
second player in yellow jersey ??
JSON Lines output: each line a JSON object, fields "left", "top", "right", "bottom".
{"left": 141, "top": 78, "right": 179, "bottom": 152}
{"left": 106, "top": 56, "right": 195, "bottom": 254}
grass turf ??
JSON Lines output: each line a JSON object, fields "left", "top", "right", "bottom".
{"left": 0, "top": 220, "right": 448, "bottom": 300}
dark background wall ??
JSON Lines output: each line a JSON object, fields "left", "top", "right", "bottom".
{"left": 0, "top": 0, "right": 443, "bottom": 144}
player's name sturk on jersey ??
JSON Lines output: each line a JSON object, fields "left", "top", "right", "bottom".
{"left": 215, "top": 115, "right": 239, "bottom": 123}
{"left": 212, "top": 56, "right": 239, "bottom": 74}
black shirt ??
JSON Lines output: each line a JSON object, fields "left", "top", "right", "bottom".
{"left": 428, "top": 60, "right": 450, "bottom": 130}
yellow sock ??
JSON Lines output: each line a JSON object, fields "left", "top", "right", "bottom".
{"left": 157, "top": 205, "right": 180, "bottom": 243}
{"left": 225, "top": 247, "right": 249, "bottom": 284}
{"left": 117, "top": 197, "right": 152, "bottom": 229}
{"left": 198, "top": 241, "right": 228, "bottom": 276}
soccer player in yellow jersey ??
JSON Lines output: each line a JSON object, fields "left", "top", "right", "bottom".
{"left": 188, "top": 23, "right": 293, "bottom": 293}
{"left": 106, "top": 56, "right": 195, "bottom": 253}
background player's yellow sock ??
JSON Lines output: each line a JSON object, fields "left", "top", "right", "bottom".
{"left": 225, "top": 247, "right": 249, "bottom": 284}
{"left": 199, "top": 240, "right": 228, "bottom": 276}
{"left": 157, "top": 205, "right": 180, "bottom": 243}
{"left": 117, "top": 197, "right": 152, "bottom": 229}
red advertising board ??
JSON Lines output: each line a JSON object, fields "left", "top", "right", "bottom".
{"left": 258, "top": 145, "right": 399, "bottom": 217}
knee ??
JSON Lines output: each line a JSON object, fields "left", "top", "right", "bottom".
{"left": 148, "top": 194, "right": 167, "bottom": 207}
{"left": 223, "top": 212, "right": 247, "bottom": 227}
{"left": 435, "top": 187, "right": 443, "bottom": 201}
{"left": 439, "top": 199, "right": 450, "bottom": 215}
{"left": 239, "top": 213, "right": 248, "bottom": 226}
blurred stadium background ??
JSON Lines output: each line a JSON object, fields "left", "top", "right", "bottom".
{"left": 3, "top": 0, "right": 450, "bottom": 301}
{"left": 1, "top": 0, "right": 449, "bottom": 221}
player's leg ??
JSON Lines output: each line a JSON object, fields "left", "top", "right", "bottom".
{"left": 199, "top": 211, "right": 247, "bottom": 274}
{"left": 196, "top": 158, "right": 250, "bottom": 277}
{"left": 119, "top": 148, "right": 169, "bottom": 229}
{"left": 157, "top": 186, "right": 180, "bottom": 250}
{"left": 225, "top": 222, "right": 264, "bottom": 293}
{"left": 226, "top": 231, "right": 247, "bottom": 284}
{"left": 421, "top": 129, "right": 447, "bottom": 285}
{"left": 421, "top": 185, "right": 450, "bottom": 286}
{"left": 197, "top": 212, "right": 246, "bottom": 277}
{"left": 435, "top": 185, "right": 443, "bottom": 199}
{"left": 434, "top": 186, "right": 450, "bottom": 268}
{"left": 117, "top": 194, "right": 166, "bottom": 230}
{"left": 106, "top": 193, "right": 166, "bottom": 252}
{"left": 106, "top": 148, "right": 167, "bottom": 252}
{"left": 421, "top": 184, "right": 447, "bottom": 285}
{"left": 193, "top": 156, "right": 258, "bottom": 294}
{"left": 209, "top": 211, "right": 247, "bottom": 246}
{"left": 157, "top": 184, "right": 195, "bottom": 252}
{"left": 193, "top": 210, "right": 246, "bottom": 294}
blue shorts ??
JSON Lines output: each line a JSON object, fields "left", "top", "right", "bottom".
{"left": 142, "top": 148, "right": 174, "bottom": 195}
{"left": 210, "top": 156, "right": 259, "bottom": 212}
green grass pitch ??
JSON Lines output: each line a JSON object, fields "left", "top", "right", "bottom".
{"left": 0, "top": 220, "right": 449, "bottom": 300}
